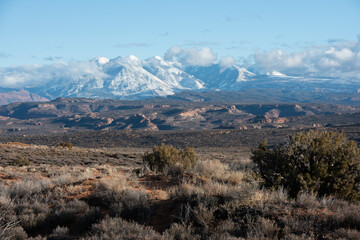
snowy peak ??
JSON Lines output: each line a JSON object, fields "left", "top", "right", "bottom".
{"left": 186, "top": 64, "right": 257, "bottom": 90}
{"left": 143, "top": 57, "right": 204, "bottom": 90}
{"left": 234, "top": 66, "right": 256, "bottom": 82}
{"left": 25, "top": 54, "right": 356, "bottom": 101}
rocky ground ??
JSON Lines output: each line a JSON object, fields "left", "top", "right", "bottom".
{"left": 0, "top": 97, "right": 359, "bottom": 135}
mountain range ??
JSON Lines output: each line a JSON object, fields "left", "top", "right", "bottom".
{"left": 1, "top": 55, "right": 360, "bottom": 105}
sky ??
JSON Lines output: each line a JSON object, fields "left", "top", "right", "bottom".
{"left": 0, "top": 0, "right": 359, "bottom": 87}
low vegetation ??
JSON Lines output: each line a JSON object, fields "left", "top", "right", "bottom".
{"left": 252, "top": 130, "right": 360, "bottom": 201}
{"left": 11, "top": 156, "right": 31, "bottom": 167}
{"left": 0, "top": 132, "right": 359, "bottom": 239}
{"left": 57, "top": 142, "right": 73, "bottom": 150}
{"left": 143, "top": 143, "right": 197, "bottom": 173}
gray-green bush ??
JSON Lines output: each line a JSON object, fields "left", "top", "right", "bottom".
{"left": 251, "top": 130, "right": 360, "bottom": 201}
{"left": 143, "top": 144, "right": 197, "bottom": 173}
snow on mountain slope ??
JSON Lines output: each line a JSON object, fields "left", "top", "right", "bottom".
{"left": 35, "top": 56, "right": 175, "bottom": 99}
{"left": 12, "top": 54, "right": 358, "bottom": 101}
{"left": 34, "top": 55, "right": 210, "bottom": 100}
{"left": 234, "top": 66, "right": 256, "bottom": 82}
{"left": 103, "top": 56, "right": 175, "bottom": 98}
{"left": 143, "top": 56, "right": 205, "bottom": 90}
{"left": 186, "top": 64, "right": 256, "bottom": 90}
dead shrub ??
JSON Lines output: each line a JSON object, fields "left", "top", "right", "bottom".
{"left": 246, "top": 217, "right": 279, "bottom": 239}
{"left": 57, "top": 143, "right": 73, "bottom": 150}
{"left": 85, "top": 217, "right": 163, "bottom": 240}
{"left": 193, "top": 159, "right": 227, "bottom": 179}
{"left": 164, "top": 222, "right": 198, "bottom": 240}
{"left": 296, "top": 192, "right": 319, "bottom": 209}
{"left": 48, "top": 226, "right": 71, "bottom": 240}
{"left": 10, "top": 179, "right": 51, "bottom": 199}
{"left": 329, "top": 228, "right": 360, "bottom": 240}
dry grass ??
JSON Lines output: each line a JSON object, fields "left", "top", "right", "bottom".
{"left": 0, "top": 144, "right": 359, "bottom": 239}
{"left": 85, "top": 217, "right": 163, "bottom": 240}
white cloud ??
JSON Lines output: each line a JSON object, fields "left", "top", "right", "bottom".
{"left": 219, "top": 56, "right": 236, "bottom": 67}
{"left": 0, "top": 61, "right": 108, "bottom": 88}
{"left": 164, "top": 46, "right": 182, "bottom": 59}
{"left": 164, "top": 46, "right": 217, "bottom": 66}
{"left": 252, "top": 39, "right": 360, "bottom": 79}
{"left": 2, "top": 40, "right": 360, "bottom": 89}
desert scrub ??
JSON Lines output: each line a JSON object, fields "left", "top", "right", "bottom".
{"left": 9, "top": 179, "right": 51, "bottom": 199}
{"left": 85, "top": 217, "right": 163, "bottom": 240}
{"left": 252, "top": 130, "right": 360, "bottom": 201}
{"left": 89, "top": 177, "right": 150, "bottom": 223}
{"left": 192, "top": 159, "right": 244, "bottom": 184}
{"left": 48, "top": 226, "right": 71, "bottom": 240}
{"left": 0, "top": 200, "right": 28, "bottom": 240}
{"left": 57, "top": 142, "right": 73, "bottom": 150}
{"left": 143, "top": 144, "right": 197, "bottom": 173}
{"left": 11, "top": 156, "right": 30, "bottom": 167}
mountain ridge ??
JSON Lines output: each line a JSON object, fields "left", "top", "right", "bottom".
{"left": 1, "top": 55, "right": 360, "bottom": 105}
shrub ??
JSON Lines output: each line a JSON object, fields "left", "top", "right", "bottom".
{"left": 10, "top": 179, "right": 51, "bottom": 199}
{"left": 57, "top": 142, "right": 73, "bottom": 150}
{"left": 330, "top": 228, "right": 360, "bottom": 240}
{"left": 246, "top": 217, "right": 279, "bottom": 239}
{"left": 1, "top": 203, "right": 27, "bottom": 240}
{"left": 48, "top": 226, "right": 71, "bottom": 240}
{"left": 251, "top": 130, "right": 360, "bottom": 201}
{"left": 89, "top": 179, "right": 150, "bottom": 223}
{"left": 193, "top": 160, "right": 227, "bottom": 179}
{"left": 85, "top": 217, "right": 163, "bottom": 240}
{"left": 164, "top": 222, "right": 197, "bottom": 240}
{"left": 143, "top": 144, "right": 197, "bottom": 173}
{"left": 11, "top": 156, "right": 30, "bottom": 167}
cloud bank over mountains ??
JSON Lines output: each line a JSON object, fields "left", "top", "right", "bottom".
{"left": 1, "top": 39, "right": 360, "bottom": 89}
{"left": 0, "top": 61, "right": 108, "bottom": 88}
{"left": 164, "top": 46, "right": 217, "bottom": 66}
{"left": 253, "top": 39, "right": 360, "bottom": 79}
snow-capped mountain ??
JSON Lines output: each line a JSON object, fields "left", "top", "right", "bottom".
{"left": 143, "top": 56, "right": 205, "bottom": 90}
{"left": 33, "top": 55, "right": 207, "bottom": 100}
{"left": 9, "top": 54, "right": 358, "bottom": 101}
{"left": 186, "top": 64, "right": 256, "bottom": 90}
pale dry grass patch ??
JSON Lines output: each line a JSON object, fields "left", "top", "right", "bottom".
{"left": 193, "top": 159, "right": 246, "bottom": 186}
{"left": 47, "top": 165, "right": 95, "bottom": 186}
{"left": 0, "top": 185, "right": 11, "bottom": 206}
{"left": 264, "top": 187, "right": 289, "bottom": 204}
{"left": 296, "top": 192, "right": 319, "bottom": 209}
{"left": 169, "top": 178, "right": 259, "bottom": 204}
{"left": 329, "top": 228, "right": 360, "bottom": 240}
{"left": 193, "top": 159, "right": 227, "bottom": 179}
{"left": 84, "top": 217, "right": 163, "bottom": 240}
{"left": 164, "top": 222, "right": 197, "bottom": 240}
{"left": 98, "top": 176, "right": 130, "bottom": 192}
{"left": 246, "top": 217, "right": 279, "bottom": 239}
{"left": 10, "top": 179, "right": 51, "bottom": 198}
{"left": 220, "top": 171, "right": 244, "bottom": 185}
{"left": 50, "top": 173, "right": 73, "bottom": 186}
{"left": 228, "top": 157, "right": 253, "bottom": 170}
{"left": 1, "top": 166, "right": 23, "bottom": 179}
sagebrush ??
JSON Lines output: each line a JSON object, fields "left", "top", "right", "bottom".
{"left": 251, "top": 130, "right": 360, "bottom": 201}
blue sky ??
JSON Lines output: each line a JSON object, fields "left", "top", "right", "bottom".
{"left": 0, "top": 0, "right": 359, "bottom": 68}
